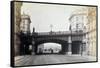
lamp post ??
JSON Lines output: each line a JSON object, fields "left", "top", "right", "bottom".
{"left": 50, "top": 24, "right": 53, "bottom": 32}
{"left": 32, "top": 41, "right": 35, "bottom": 55}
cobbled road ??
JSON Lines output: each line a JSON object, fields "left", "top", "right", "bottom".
{"left": 15, "top": 54, "right": 96, "bottom": 66}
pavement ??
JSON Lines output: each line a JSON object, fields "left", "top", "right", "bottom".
{"left": 14, "top": 54, "right": 97, "bottom": 66}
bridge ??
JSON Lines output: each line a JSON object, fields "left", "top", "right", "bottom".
{"left": 32, "top": 31, "right": 86, "bottom": 55}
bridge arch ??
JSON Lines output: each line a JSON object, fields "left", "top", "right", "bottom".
{"left": 37, "top": 42, "right": 62, "bottom": 54}
{"left": 33, "top": 39, "right": 69, "bottom": 54}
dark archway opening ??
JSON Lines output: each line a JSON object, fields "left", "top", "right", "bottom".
{"left": 72, "top": 41, "right": 82, "bottom": 54}
{"left": 19, "top": 32, "right": 32, "bottom": 55}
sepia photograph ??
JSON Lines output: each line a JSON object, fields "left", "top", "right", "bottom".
{"left": 11, "top": 1, "right": 98, "bottom": 67}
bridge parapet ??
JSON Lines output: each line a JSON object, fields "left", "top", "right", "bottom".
{"left": 32, "top": 31, "right": 86, "bottom": 42}
{"left": 37, "top": 31, "right": 71, "bottom": 35}
{"left": 36, "top": 31, "right": 85, "bottom": 36}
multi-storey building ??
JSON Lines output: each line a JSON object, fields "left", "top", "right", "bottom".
{"left": 86, "top": 7, "right": 97, "bottom": 56}
{"left": 19, "top": 14, "right": 31, "bottom": 55}
{"left": 20, "top": 14, "right": 31, "bottom": 34}
{"left": 69, "top": 13, "right": 87, "bottom": 32}
{"left": 69, "top": 7, "right": 97, "bottom": 56}
{"left": 14, "top": 1, "right": 22, "bottom": 56}
{"left": 69, "top": 8, "right": 88, "bottom": 55}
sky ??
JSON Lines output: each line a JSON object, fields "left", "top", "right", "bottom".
{"left": 21, "top": 2, "right": 86, "bottom": 33}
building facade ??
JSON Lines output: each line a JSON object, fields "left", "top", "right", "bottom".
{"left": 14, "top": 1, "right": 22, "bottom": 56}
{"left": 20, "top": 14, "right": 31, "bottom": 34}
{"left": 86, "top": 7, "right": 97, "bottom": 56}
{"left": 19, "top": 14, "right": 32, "bottom": 55}
{"left": 69, "top": 10, "right": 87, "bottom": 55}
{"left": 69, "top": 7, "right": 97, "bottom": 56}
{"left": 69, "top": 13, "right": 87, "bottom": 32}
{"left": 37, "top": 44, "right": 44, "bottom": 53}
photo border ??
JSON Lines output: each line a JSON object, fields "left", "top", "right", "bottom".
{"left": 10, "top": 1, "right": 98, "bottom": 67}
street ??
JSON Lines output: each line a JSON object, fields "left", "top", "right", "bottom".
{"left": 15, "top": 54, "right": 96, "bottom": 66}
